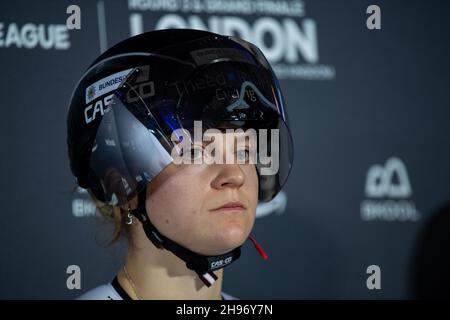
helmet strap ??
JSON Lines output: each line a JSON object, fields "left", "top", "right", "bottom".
{"left": 130, "top": 184, "right": 242, "bottom": 287}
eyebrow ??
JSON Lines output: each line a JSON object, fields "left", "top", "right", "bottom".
{"left": 199, "top": 134, "right": 253, "bottom": 148}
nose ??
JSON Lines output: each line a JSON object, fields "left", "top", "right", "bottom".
{"left": 211, "top": 164, "right": 245, "bottom": 191}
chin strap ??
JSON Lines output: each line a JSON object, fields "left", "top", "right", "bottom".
{"left": 131, "top": 185, "right": 268, "bottom": 287}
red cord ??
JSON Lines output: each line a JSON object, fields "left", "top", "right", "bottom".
{"left": 248, "top": 235, "right": 268, "bottom": 260}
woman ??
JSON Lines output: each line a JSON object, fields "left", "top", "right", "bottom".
{"left": 66, "top": 28, "right": 293, "bottom": 299}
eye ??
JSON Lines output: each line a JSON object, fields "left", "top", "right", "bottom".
{"left": 190, "top": 146, "right": 203, "bottom": 159}
{"left": 181, "top": 146, "right": 203, "bottom": 160}
{"left": 180, "top": 145, "right": 204, "bottom": 160}
{"left": 236, "top": 148, "right": 250, "bottom": 162}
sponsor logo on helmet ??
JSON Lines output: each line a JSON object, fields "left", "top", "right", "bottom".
{"left": 84, "top": 66, "right": 155, "bottom": 124}
{"left": 84, "top": 94, "right": 114, "bottom": 124}
{"left": 86, "top": 85, "right": 96, "bottom": 102}
{"left": 85, "top": 68, "right": 133, "bottom": 104}
{"left": 210, "top": 256, "right": 233, "bottom": 269}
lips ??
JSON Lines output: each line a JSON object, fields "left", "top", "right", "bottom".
{"left": 211, "top": 201, "right": 246, "bottom": 211}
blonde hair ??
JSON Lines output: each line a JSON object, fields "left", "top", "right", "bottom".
{"left": 87, "top": 189, "right": 131, "bottom": 245}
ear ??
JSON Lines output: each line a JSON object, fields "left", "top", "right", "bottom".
{"left": 120, "top": 195, "right": 138, "bottom": 211}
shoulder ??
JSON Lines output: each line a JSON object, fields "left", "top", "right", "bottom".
{"left": 76, "top": 283, "right": 123, "bottom": 300}
{"left": 76, "top": 280, "right": 238, "bottom": 300}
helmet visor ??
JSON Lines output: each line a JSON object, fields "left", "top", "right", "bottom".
{"left": 88, "top": 37, "right": 294, "bottom": 205}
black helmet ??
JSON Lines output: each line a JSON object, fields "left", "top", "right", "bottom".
{"left": 67, "top": 29, "right": 294, "bottom": 286}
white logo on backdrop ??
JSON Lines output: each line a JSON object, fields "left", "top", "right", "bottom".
{"left": 365, "top": 157, "right": 411, "bottom": 198}
{"left": 72, "top": 187, "right": 99, "bottom": 218}
{"left": 0, "top": 22, "right": 70, "bottom": 50}
{"left": 361, "top": 157, "right": 420, "bottom": 222}
{"left": 125, "top": 0, "right": 335, "bottom": 80}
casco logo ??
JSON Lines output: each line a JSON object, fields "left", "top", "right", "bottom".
{"left": 84, "top": 94, "right": 113, "bottom": 124}
{"left": 127, "top": 0, "right": 335, "bottom": 80}
{"left": 0, "top": 22, "right": 70, "bottom": 50}
{"left": 85, "top": 69, "right": 133, "bottom": 104}
{"left": 365, "top": 158, "right": 412, "bottom": 198}
{"left": 361, "top": 157, "right": 420, "bottom": 222}
{"left": 210, "top": 257, "right": 233, "bottom": 269}
{"left": 84, "top": 66, "right": 155, "bottom": 124}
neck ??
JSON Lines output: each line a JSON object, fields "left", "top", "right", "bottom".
{"left": 117, "top": 232, "right": 224, "bottom": 300}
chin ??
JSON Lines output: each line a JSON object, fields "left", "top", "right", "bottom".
{"left": 209, "top": 224, "right": 249, "bottom": 254}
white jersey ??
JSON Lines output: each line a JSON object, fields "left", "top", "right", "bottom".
{"left": 77, "top": 277, "right": 238, "bottom": 300}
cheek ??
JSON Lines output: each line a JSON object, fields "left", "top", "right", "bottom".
{"left": 146, "top": 171, "right": 207, "bottom": 237}
{"left": 244, "top": 166, "right": 259, "bottom": 227}
{"left": 245, "top": 165, "right": 259, "bottom": 207}
{"left": 144, "top": 165, "right": 259, "bottom": 254}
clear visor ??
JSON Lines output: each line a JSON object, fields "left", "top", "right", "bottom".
{"left": 88, "top": 37, "right": 294, "bottom": 205}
